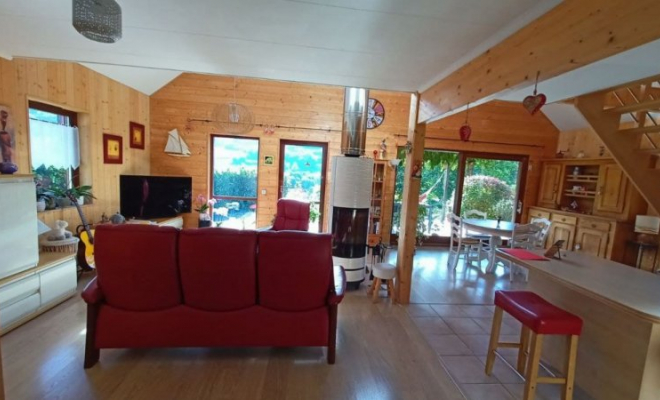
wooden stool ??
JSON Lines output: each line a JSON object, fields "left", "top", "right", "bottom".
{"left": 367, "top": 262, "right": 396, "bottom": 302}
{"left": 485, "top": 290, "right": 583, "bottom": 400}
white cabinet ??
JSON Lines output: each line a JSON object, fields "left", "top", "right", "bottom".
{"left": 0, "top": 254, "right": 77, "bottom": 335}
{"left": 0, "top": 175, "right": 39, "bottom": 279}
{"left": 40, "top": 258, "right": 77, "bottom": 306}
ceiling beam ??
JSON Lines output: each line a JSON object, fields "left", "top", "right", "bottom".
{"left": 418, "top": 0, "right": 660, "bottom": 124}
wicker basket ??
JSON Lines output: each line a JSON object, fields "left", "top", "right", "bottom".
{"left": 40, "top": 237, "right": 80, "bottom": 254}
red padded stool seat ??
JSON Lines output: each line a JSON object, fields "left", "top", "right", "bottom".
{"left": 495, "top": 290, "right": 583, "bottom": 336}
{"left": 486, "top": 290, "right": 583, "bottom": 400}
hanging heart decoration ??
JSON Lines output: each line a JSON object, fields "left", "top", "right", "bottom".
{"left": 522, "top": 71, "right": 546, "bottom": 115}
{"left": 459, "top": 102, "right": 471, "bottom": 142}
{"left": 522, "top": 93, "right": 546, "bottom": 115}
{"left": 459, "top": 125, "right": 472, "bottom": 142}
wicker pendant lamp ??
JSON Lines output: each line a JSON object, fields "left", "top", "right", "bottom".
{"left": 72, "top": 0, "right": 122, "bottom": 44}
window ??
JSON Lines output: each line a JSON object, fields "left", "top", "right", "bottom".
{"left": 29, "top": 101, "right": 80, "bottom": 192}
{"left": 211, "top": 136, "right": 259, "bottom": 229}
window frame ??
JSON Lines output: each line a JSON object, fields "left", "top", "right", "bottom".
{"left": 209, "top": 134, "right": 260, "bottom": 226}
{"left": 28, "top": 101, "right": 80, "bottom": 189}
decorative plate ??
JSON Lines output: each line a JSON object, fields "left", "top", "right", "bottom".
{"left": 367, "top": 98, "right": 385, "bottom": 129}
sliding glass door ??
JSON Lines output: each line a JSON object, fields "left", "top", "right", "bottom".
{"left": 278, "top": 140, "right": 327, "bottom": 232}
{"left": 389, "top": 149, "right": 527, "bottom": 245}
{"left": 211, "top": 136, "right": 259, "bottom": 229}
{"left": 456, "top": 154, "right": 526, "bottom": 222}
{"left": 391, "top": 149, "right": 459, "bottom": 241}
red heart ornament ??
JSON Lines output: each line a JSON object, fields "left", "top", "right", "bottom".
{"left": 522, "top": 93, "right": 546, "bottom": 115}
{"left": 459, "top": 124, "right": 471, "bottom": 142}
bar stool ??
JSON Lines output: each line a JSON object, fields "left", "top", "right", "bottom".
{"left": 485, "top": 290, "right": 583, "bottom": 400}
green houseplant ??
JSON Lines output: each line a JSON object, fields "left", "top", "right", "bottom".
{"left": 51, "top": 185, "right": 95, "bottom": 207}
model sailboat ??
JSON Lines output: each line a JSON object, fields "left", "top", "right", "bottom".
{"left": 164, "top": 128, "right": 191, "bottom": 157}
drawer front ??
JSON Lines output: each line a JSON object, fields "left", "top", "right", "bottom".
{"left": 551, "top": 214, "right": 577, "bottom": 226}
{"left": 529, "top": 208, "right": 551, "bottom": 220}
{"left": 0, "top": 292, "right": 40, "bottom": 332}
{"left": 40, "top": 259, "right": 77, "bottom": 306}
{"left": 578, "top": 219, "right": 611, "bottom": 232}
{"left": 0, "top": 274, "right": 39, "bottom": 309}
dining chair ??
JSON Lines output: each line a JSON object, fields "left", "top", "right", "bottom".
{"left": 530, "top": 217, "right": 552, "bottom": 249}
{"left": 507, "top": 223, "right": 543, "bottom": 282}
{"left": 448, "top": 213, "right": 483, "bottom": 270}
{"left": 463, "top": 209, "right": 492, "bottom": 257}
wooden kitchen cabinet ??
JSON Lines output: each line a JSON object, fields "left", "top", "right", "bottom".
{"left": 547, "top": 221, "right": 575, "bottom": 251}
{"left": 538, "top": 163, "right": 563, "bottom": 208}
{"left": 575, "top": 227, "right": 609, "bottom": 258}
{"left": 595, "top": 163, "right": 628, "bottom": 214}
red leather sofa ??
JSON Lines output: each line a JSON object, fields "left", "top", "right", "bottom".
{"left": 82, "top": 224, "right": 345, "bottom": 368}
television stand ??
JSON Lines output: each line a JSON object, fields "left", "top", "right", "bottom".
{"left": 126, "top": 216, "right": 183, "bottom": 229}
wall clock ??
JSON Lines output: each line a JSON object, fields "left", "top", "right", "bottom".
{"left": 367, "top": 98, "right": 385, "bottom": 129}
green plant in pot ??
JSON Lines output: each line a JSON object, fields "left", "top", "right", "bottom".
{"left": 51, "top": 185, "right": 95, "bottom": 207}
{"left": 36, "top": 187, "right": 56, "bottom": 211}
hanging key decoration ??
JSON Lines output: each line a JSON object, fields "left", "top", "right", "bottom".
{"left": 522, "top": 71, "right": 546, "bottom": 115}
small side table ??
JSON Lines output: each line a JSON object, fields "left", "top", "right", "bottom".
{"left": 627, "top": 240, "right": 659, "bottom": 273}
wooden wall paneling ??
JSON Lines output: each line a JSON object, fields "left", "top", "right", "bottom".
{"left": 0, "top": 58, "right": 151, "bottom": 231}
{"left": 419, "top": 0, "right": 660, "bottom": 123}
{"left": 150, "top": 74, "right": 411, "bottom": 229}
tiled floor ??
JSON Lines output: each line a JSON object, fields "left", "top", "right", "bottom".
{"left": 381, "top": 248, "right": 592, "bottom": 400}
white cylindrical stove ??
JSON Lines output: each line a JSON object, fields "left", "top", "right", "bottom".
{"left": 328, "top": 156, "right": 373, "bottom": 288}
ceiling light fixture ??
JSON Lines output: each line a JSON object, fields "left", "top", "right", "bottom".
{"left": 72, "top": 0, "right": 122, "bottom": 44}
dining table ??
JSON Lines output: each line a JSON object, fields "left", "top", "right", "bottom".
{"left": 461, "top": 218, "right": 515, "bottom": 273}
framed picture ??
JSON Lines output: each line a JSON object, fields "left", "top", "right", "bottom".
{"left": 103, "top": 134, "right": 123, "bottom": 164}
{"left": 264, "top": 155, "right": 274, "bottom": 165}
{"left": 129, "top": 122, "right": 145, "bottom": 149}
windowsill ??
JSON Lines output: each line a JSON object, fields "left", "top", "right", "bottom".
{"left": 38, "top": 203, "right": 92, "bottom": 214}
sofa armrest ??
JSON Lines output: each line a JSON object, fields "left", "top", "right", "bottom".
{"left": 81, "top": 277, "right": 104, "bottom": 305}
{"left": 328, "top": 265, "right": 346, "bottom": 305}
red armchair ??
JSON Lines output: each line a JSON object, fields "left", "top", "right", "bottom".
{"left": 271, "top": 199, "right": 310, "bottom": 231}
{"left": 82, "top": 225, "right": 345, "bottom": 368}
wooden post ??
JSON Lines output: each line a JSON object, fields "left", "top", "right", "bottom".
{"left": 395, "top": 93, "right": 426, "bottom": 304}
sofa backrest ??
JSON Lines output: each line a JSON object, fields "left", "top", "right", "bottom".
{"left": 178, "top": 228, "right": 257, "bottom": 311}
{"left": 257, "top": 230, "right": 332, "bottom": 311}
{"left": 272, "top": 199, "right": 310, "bottom": 231}
{"left": 95, "top": 224, "right": 181, "bottom": 311}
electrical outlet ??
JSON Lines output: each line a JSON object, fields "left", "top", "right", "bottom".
{"left": 261, "top": 189, "right": 266, "bottom": 195}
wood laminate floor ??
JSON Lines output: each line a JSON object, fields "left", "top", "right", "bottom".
{"left": 1, "top": 249, "right": 592, "bottom": 400}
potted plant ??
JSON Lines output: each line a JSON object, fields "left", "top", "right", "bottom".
{"left": 51, "top": 185, "right": 95, "bottom": 207}
{"left": 194, "top": 194, "right": 215, "bottom": 228}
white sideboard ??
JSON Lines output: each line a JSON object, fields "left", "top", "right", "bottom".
{"left": 0, "top": 175, "right": 39, "bottom": 280}
{"left": 0, "top": 252, "right": 77, "bottom": 335}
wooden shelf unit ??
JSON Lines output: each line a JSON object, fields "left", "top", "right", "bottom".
{"left": 367, "top": 160, "right": 395, "bottom": 246}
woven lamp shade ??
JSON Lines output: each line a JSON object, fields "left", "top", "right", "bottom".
{"left": 72, "top": 0, "right": 122, "bottom": 43}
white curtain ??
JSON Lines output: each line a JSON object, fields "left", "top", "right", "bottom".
{"left": 29, "top": 120, "right": 80, "bottom": 169}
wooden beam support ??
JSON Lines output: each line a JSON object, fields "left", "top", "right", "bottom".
{"left": 619, "top": 125, "right": 660, "bottom": 135}
{"left": 395, "top": 93, "right": 425, "bottom": 304}
{"left": 607, "top": 98, "right": 660, "bottom": 114}
{"left": 419, "top": 0, "right": 660, "bottom": 123}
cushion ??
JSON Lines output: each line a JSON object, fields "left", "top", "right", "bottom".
{"left": 257, "top": 231, "right": 332, "bottom": 311}
{"left": 178, "top": 228, "right": 257, "bottom": 311}
{"left": 272, "top": 199, "right": 310, "bottom": 231}
{"left": 495, "top": 290, "right": 583, "bottom": 335}
{"left": 95, "top": 224, "right": 181, "bottom": 311}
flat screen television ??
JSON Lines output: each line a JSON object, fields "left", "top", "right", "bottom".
{"left": 120, "top": 175, "right": 192, "bottom": 219}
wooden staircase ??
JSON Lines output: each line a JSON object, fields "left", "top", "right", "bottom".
{"left": 575, "top": 77, "right": 660, "bottom": 214}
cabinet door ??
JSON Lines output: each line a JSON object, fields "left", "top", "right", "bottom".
{"left": 547, "top": 222, "right": 575, "bottom": 250}
{"left": 538, "top": 163, "right": 562, "bottom": 208}
{"left": 575, "top": 228, "right": 609, "bottom": 258}
{"left": 595, "top": 163, "right": 628, "bottom": 214}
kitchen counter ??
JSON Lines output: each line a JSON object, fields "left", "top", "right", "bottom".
{"left": 497, "top": 249, "right": 660, "bottom": 400}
